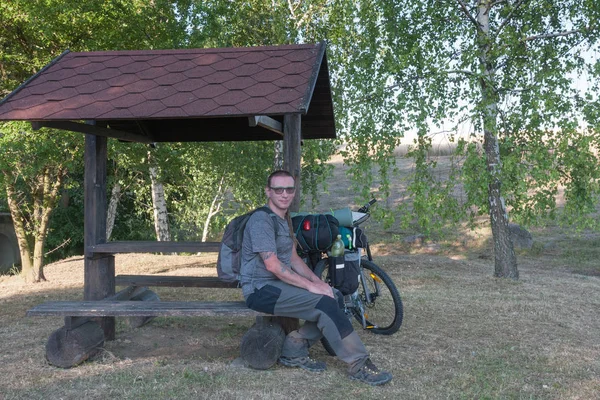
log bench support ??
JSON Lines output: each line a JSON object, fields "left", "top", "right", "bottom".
{"left": 241, "top": 316, "right": 285, "bottom": 370}
{"left": 40, "top": 284, "right": 150, "bottom": 368}
{"left": 27, "top": 284, "right": 266, "bottom": 368}
{"left": 46, "top": 319, "right": 105, "bottom": 368}
{"left": 29, "top": 276, "right": 289, "bottom": 369}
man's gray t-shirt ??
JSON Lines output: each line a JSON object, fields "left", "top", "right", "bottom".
{"left": 240, "top": 208, "right": 293, "bottom": 298}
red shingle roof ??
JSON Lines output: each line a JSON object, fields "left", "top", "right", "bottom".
{"left": 0, "top": 42, "right": 335, "bottom": 142}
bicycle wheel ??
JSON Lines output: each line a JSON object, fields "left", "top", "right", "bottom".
{"left": 312, "top": 258, "right": 403, "bottom": 335}
{"left": 355, "top": 259, "right": 403, "bottom": 335}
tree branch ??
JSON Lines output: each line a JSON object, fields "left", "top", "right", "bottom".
{"left": 287, "top": 0, "right": 302, "bottom": 15}
{"left": 44, "top": 238, "right": 71, "bottom": 257}
{"left": 446, "top": 69, "right": 478, "bottom": 77}
{"left": 456, "top": 0, "right": 481, "bottom": 30}
{"left": 524, "top": 29, "right": 583, "bottom": 41}
{"left": 494, "top": 0, "right": 526, "bottom": 39}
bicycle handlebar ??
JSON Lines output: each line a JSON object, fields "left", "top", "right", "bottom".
{"left": 357, "top": 198, "right": 377, "bottom": 214}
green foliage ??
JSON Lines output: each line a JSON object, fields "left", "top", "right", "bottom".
{"left": 45, "top": 174, "right": 85, "bottom": 261}
{"left": 399, "top": 133, "right": 463, "bottom": 234}
{"left": 3, "top": 0, "right": 600, "bottom": 264}
{"left": 0, "top": 122, "right": 83, "bottom": 264}
{"left": 300, "top": 140, "right": 337, "bottom": 209}
{"left": 322, "top": 0, "right": 600, "bottom": 235}
{"left": 0, "top": 0, "right": 189, "bottom": 97}
{"left": 165, "top": 141, "right": 274, "bottom": 241}
{"left": 0, "top": 0, "right": 190, "bottom": 264}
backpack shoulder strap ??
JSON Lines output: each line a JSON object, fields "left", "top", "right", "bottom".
{"left": 254, "top": 206, "right": 279, "bottom": 237}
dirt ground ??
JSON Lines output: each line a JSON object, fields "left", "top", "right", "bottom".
{"left": 1, "top": 155, "right": 599, "bottom": 399}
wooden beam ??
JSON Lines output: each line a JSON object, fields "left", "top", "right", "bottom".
{"left": 248, "top": 115, "right": 283, "bottom": 136}
{"left": 283, "top": 114, "right": 302, "bottom": 212}
{"left": 27, "top": 301, "right": 262, "bottom": 317}
{"left": 83, "top": 132, "right": 116, "bottom": 339}
{"left": 62, "top": 286, "right": 147, "bottom": 331}
{"left": 115, "top": 275, "right": 239, "bottom": 288}
{"left": 88, "top": 241, "right": 220, "bottom": 254}
{"left": 31, "top": 120, "right": 154, "bottom": 144}
{"left": 281, "top": 114, "right": 303, "bottom": 333}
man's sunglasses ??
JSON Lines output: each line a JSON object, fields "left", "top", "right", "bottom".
{"left": 269, "top": 186, "right": 296, "bottom": 195}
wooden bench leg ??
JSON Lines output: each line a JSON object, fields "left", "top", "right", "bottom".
{"left": 46, "top": 319, "right": 105, "bottom": 368}
{"left": 123, "top": 288, "right": 160, "bottom": 329}
{"left": 240, "top": 316, "right": 285, "bottom": 370}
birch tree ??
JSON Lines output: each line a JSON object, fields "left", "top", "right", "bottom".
{"left": 321, "top": 0, "right": 600, "bottom": 278}
{"left": 0, "top": 123, "right": 82, "bottom": 282}
{"left": 147, "top": 150, "right": 171, "bottom": 242}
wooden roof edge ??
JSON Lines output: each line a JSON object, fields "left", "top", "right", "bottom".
{"left": 299, "top": 40, "right": 328, "bottom": 114}
{"left": 0, "top": 49, "right": 71, "bottom": 107}
{"left": 31, "top": 120, "right": 154, "bottom": 144}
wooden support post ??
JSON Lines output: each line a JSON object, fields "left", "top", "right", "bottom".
{"left": 283, "top": 114, "right": 302, "bottom": 213}
{"left": 124, "top": 288, "right": 160, "bottom": 329}
{"left": 281, "top": 113, "right": 302, "bottom": 333}
{"left": 84, "top": 133, "right": 115, "bottom": 340}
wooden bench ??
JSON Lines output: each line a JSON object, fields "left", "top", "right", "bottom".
{"left": 26, "top": 276, "right": 282, "bottom": 369}
{"left": 26, "top": 300, "right": 260, "bottom": 318}
{"left": 115, "top": 274, "right": 240, "bottom": 288}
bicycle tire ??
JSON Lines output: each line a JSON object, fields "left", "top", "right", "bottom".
{"left": 313, "top": 258, "right": 403, "bottom": 335}
{"left": 356, "top": 259, "right": 403, "bottom": 335}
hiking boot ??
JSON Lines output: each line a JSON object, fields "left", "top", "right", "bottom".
{"left": 278, "top": 356, "right": 327, "bottom": 372}
{"left": 349, "top": 359, "right": 392, "bottom": 386}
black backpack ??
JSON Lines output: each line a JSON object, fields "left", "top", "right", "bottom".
{"left": 217, "top": 207, "right": 277, "bottom": 283}
{"left": 291, "top": 214, "right": 339, "bottom": 253}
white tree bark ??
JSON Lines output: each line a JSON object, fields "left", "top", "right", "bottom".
{"left": 274, "top": 140, "right": 284, "bottom": 170}
{"left": 476, "top": 1, "right": 518, "bottom": 279}
{"left": 106, "top": 182, "right": 121, "bottom": 241}
{"left": 148, "top": 152, "right": 170, "bottom": 242}
{"left": 201, "top": 175, "right": 225, "bottom": 243}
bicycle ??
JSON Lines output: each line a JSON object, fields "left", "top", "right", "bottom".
{"left": 296, "top": 200, "right": 403, "bottom": 354}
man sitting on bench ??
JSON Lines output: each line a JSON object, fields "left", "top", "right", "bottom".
{"left": 239, "top": 170, "right": 393, "bottom": 386}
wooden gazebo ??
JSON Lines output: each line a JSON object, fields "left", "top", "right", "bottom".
{"left": 0, "top": 42, "right": 336, "bottom": 353}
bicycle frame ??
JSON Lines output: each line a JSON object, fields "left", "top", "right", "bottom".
{"left": 299, "top": 199, "right": 403, "bottom": 335}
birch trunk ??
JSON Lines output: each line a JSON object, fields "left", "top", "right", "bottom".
{"left": 106, "top": 182, "right": 121, "bottom": 241}
{"left": 477, "top": 2, "right": 518, "bottom": 279}
{"left": 274, "top": 140, "right": 284, "bottom": 170}
{"left": 201, "top": 175, "right": 225, "bottom": 243}
{"left": 148, "top": 152, "right": 170, "bottom": 242}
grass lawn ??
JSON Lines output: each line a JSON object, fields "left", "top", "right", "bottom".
{"left": 1, "top": 152, "right": 599, "bottom": 399}
{"left": 0, "top": 230, "right": 598, "bottom": 399}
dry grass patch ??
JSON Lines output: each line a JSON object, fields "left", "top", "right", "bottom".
{"left": 1, "top": 245, "right": 599, "bottom": 399}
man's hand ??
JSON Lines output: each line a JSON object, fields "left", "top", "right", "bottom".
{"left": 309, "top": 280, "right": 334, "bottom": 298}
{"left": 262, "top": 251, "right": 335, "bottom": 298}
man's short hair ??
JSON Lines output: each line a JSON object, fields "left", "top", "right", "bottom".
{"left": 267, "top": 170, "right": 294, "bottom": 187}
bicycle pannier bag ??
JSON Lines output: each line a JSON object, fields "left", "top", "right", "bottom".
{"left": 338, "top": 226, "right": 368, "bottom": 249}
{"left": 217, "top": 207, "right": 277, "bottom": 282}
{"left": 292, "top": 214, "right": 339, "bottom": 252}
{"left": 329, "top": 250, "right": 361, "bottom": 295}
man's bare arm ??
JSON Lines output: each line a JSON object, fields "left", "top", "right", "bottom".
{"left": 289, "top": 251, "right": 320, "bottom": 282}
{"left": 289, "top": 247, "right": 334, "bottom": 297}
{"left": 260, "top": 251, "right": 298, "bottom": 276}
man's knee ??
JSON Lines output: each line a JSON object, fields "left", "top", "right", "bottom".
{"left": 315, "top": 295, "right": 353, "bottom": 339}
